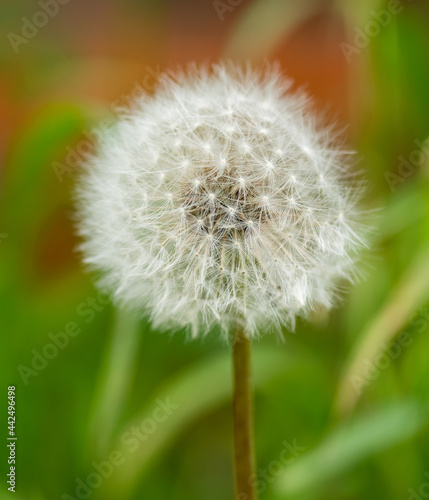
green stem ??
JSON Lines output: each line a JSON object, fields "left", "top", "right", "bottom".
{"left": 233, "top": 327, "right": 257, "bottom": 500}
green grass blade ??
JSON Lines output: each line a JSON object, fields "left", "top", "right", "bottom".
{"left": 86, "top": 309, "right": 142, "bottom": 457}
{"left": 336, "top": 244, "right": 429, "bottom": 415}
{"left": 274, "top": 401, "right": 426, "bottom": 497}
{"left": 223, "top": 0, "right": 319, "bottom": 61}
{"left": 94, "top": 345, "right": 298, "bottom": 499}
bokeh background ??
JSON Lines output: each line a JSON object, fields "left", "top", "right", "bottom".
{"left": 1, "top": 0, "right": 429, "bottom": 499}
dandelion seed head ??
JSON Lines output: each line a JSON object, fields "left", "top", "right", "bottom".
{"left": 75, "top": 63, "right": 366, "bottom": 340}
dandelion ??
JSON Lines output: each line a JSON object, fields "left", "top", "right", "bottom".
{"left": 76, "top": 64, "right": 365, "bottom": 339}
{"left": 75, "top": 63, "right": 366, "bottom": 500}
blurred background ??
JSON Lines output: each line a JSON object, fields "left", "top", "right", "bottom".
{"left": 1, "top": 0, "right": 429, "bottom": 499}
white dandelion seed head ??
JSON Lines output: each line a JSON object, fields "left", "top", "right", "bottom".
{"left": 75, "top": 63, "right": 367, "bottom": 340}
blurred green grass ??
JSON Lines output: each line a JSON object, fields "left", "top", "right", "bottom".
{"left": 1, "top": 1, "right": 429, "bottom": 499}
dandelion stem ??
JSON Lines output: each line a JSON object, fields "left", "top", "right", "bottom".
{"left": 233, "top": 327, "right": 257, "bottom": 500}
